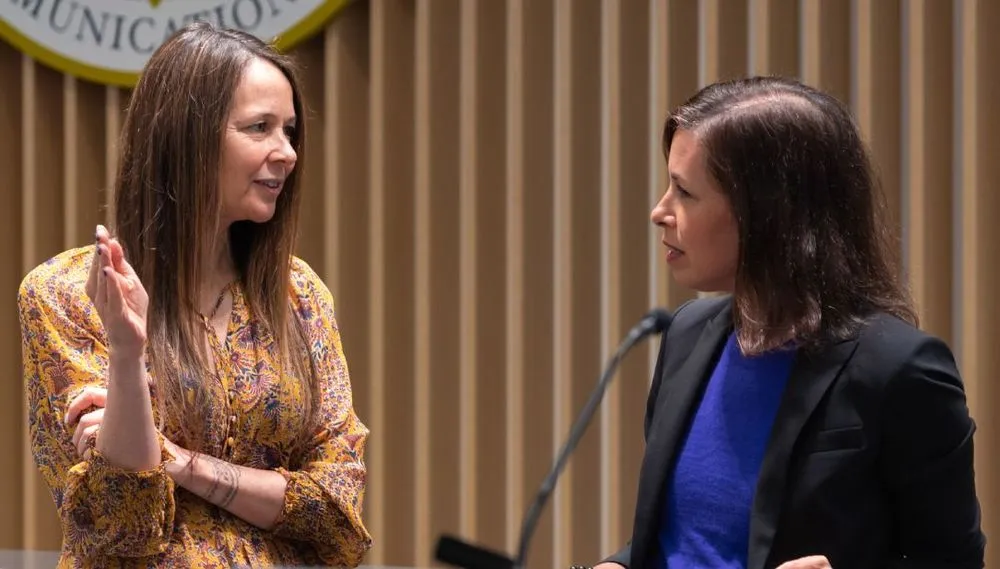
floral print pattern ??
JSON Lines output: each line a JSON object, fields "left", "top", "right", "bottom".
{"left": 19, "top": 246, "right": 372, "bottom": 568}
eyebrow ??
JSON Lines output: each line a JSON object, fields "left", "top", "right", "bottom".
{"left": 240, "top": 111, "right": 297, "bottom": 124}
{"left": 669, "top": 172, "right": 688, "bottom": 186}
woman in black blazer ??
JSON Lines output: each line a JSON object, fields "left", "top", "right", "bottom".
{"left": 596, "top": 77, "right": 985, "bottom": 569}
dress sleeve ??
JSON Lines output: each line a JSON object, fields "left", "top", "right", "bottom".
{"left": 18, "top": 252, "right": 176, "bottom": 559}
{"left": 271, "top": 258, "right": 373, "bottom": 567}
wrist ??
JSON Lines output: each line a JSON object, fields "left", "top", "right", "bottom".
{"left": 163, "top": 441, "right": 193, "bottom": 482}
{"left": 108, "top": 342, "right": 146, "bottom": 361}
{"left": 109, "top": 345, "right": 146, "bottom": 364}
{"left": 108, "top": 350, "right": 149, "bottom": 389}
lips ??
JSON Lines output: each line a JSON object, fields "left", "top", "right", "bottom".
{"left": 662, "top": 239, "right": 684, "bottom": 262}
{"left": 662, "top": 240, "right": 684, "bottom": 254}
{"left": 254, "top": 179, "right": 284, "bottom": 192}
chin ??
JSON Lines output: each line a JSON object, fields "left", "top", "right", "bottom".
{"left": 245, "top": 207, "right": 278, "bottom": 224}
{"left": 673, "top": 273, "right": 733, "bottom": 295}
{"left": 670, "top": 271, "right": 702, "bottom": 292}
{"left": 691, "top": 282, "right": 736, "bottom": 295}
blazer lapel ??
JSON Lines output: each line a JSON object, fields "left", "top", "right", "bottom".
{"left": 746, "top": 339, "right": 860, "bottom": 569}
{"left": 631, "top": 303, "right": 732, "bottom": 569}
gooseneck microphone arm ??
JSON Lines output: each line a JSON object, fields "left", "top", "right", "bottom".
{"left": 513, "top": 308, "right": 672, "bottom": 569}
{"left": 436, "top": 308, "right": 674, "bottom": 569}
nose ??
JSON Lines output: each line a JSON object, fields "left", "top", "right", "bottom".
{"left": 272, "top": 133, "right": 297, "bottom": 170}
{"left": 650, "top": 189, "right": 675, "bottom": 228}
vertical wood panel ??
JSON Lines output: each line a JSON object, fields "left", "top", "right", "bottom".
{"left": 321, "top": 0, "right": 372, "bottom": 546}
{"left": 415, "top": 0, "right": 463, "bottom": 565}
{"left": 606, "top": 0, "right": 655, "bottom": 555}
{"left": 322, "top": 1, "right": 371, "bottom": 385}
{"left": 504, "top": 0, "right": 526, "bottom": 554}
{"left": 22, "top": 57, "right": 65, "bottom": 550}
{"left": 22, "top": 59, "right": 66, "bottom": 272}
{"left": 551, "top": 1, "right": 573, "bottom": 565}
{"left": 0, "top": 39, "right": 24, "bottom": 551}
{"left": 977, "top": 0, "right": 1000, "bottom": 558}
{"left": 521, "top": 0, "right": 556, "bottom": 565}
{"left": 293, "top": 35, "right": 329, "bottom": 273}
{"left": 427, "top": 0, "right": 461, "bottom": 555}
{"left": 700, "top": 0, "right": 749, "bottom": 85}
{"left": 103, "top": 87, "right": 123, "bottom": 228}
{"left": 457, "top": 0, "right": 479, "bottom": 544}
{"left": 959, "top": 2, "right": 1000, "bottom": 566}
{"left": 567, "top": 0, "right": 604, "bottom": 565}
{"left": 599, "top": 0, "right": 623, "bottom": 555}
{"left": 801, "top": 0, "right": 851, "bottom": 104}
{"left": 365, "top": 1, "right": 389, "bottom": 561}
{"left": 749, "top": 0, "right": 799, "bottom": 76}
{"left": 615, "top": 0, "right": 655, "bottom": 553}
{"left": 853, "top": 0, "right": 902, "bottom": 230}
{"left": 471, "top": 0, "right": 510, "bottom": 553}
{"left": 63, "top": 77, "right": 107, "bottom": 249}
{"left": 413, "top": 4, "right": 433, "bottom": 559}
{"left": 369, "top": 0, "right": 417, "bottom": 563}
{"left": 903, "top": 0, "right": 954, "bottom": 342}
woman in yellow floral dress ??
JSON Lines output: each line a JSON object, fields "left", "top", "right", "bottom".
{"left": 18, "top": 21, "right": 371, "bottom": 568}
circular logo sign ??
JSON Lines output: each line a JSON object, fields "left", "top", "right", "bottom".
{"left": 0, "top": 0, "right": 349, "bottom": 86}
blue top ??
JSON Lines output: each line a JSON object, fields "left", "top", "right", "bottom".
{"left": 657, "top": 333, "right": 797, "bottom": 569}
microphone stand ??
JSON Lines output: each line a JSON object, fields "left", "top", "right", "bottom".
{"left": 436, "top": 308, "right": 673, "bottom": 569}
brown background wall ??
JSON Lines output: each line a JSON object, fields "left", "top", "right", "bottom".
{"left": 1, "top": 1, "right": 997, "bottom": 568}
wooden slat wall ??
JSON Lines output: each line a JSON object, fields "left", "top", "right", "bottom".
{"left": 2, "top": 1, "right": 997, "bottom": 568}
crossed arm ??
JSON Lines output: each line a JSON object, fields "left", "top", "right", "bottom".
{"left": 66, "top": 382, "right": 289, "bottom": 530}
{"left": 167, "top": 443, "right": 289, "bottom": 529}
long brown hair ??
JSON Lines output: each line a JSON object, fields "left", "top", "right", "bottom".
{"left": 113, "top": 21, "right": 318, "bottom": 452}
{"left": 663, "top": 76, "right": 916, "bottom": 355}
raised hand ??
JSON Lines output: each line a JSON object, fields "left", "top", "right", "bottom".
{"left": 87, "top": 225, "right": 148, "bottom": 357}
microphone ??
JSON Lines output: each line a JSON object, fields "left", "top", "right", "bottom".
{"left": 436, "top": 308, "right": 674, "bottom": 569}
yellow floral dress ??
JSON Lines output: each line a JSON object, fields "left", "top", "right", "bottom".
{"left": 19, "top": 246, "right": 372, "bottom": 568}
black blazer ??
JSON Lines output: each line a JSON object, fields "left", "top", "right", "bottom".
{"left": 606, "top": 296, "right": 985, "bottom": 569}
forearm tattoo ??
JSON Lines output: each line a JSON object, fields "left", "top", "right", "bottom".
{"left": 202, "top": 455, "right": 241, "bottom": 509}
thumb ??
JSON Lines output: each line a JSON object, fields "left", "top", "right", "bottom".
{"left": 776, "top": 556, "right": 831, "bottom": 569}
{"left": 85, "top": 245, "right": 100, "bottom": 301}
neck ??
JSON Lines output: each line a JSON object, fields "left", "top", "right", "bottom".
{"left": 199, "top": 231, "right": 236, "bottom": 311}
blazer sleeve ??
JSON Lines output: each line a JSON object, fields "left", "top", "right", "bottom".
{"left": 880, "top": 335, "right": 985, "bottom": 568}
{"left": 603, "top": 545, "right": 633, "bottom": 567}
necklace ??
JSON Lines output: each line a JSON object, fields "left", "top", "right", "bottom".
{"left": 199, "top": 282, "right": 232, "bottom": 324}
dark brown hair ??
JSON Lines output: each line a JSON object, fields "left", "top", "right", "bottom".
{"left": 663, "top": 76, "right": 916, "bottom": 355}
{"left": 113, "top": 21, "right": 318, "bottom": 452}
